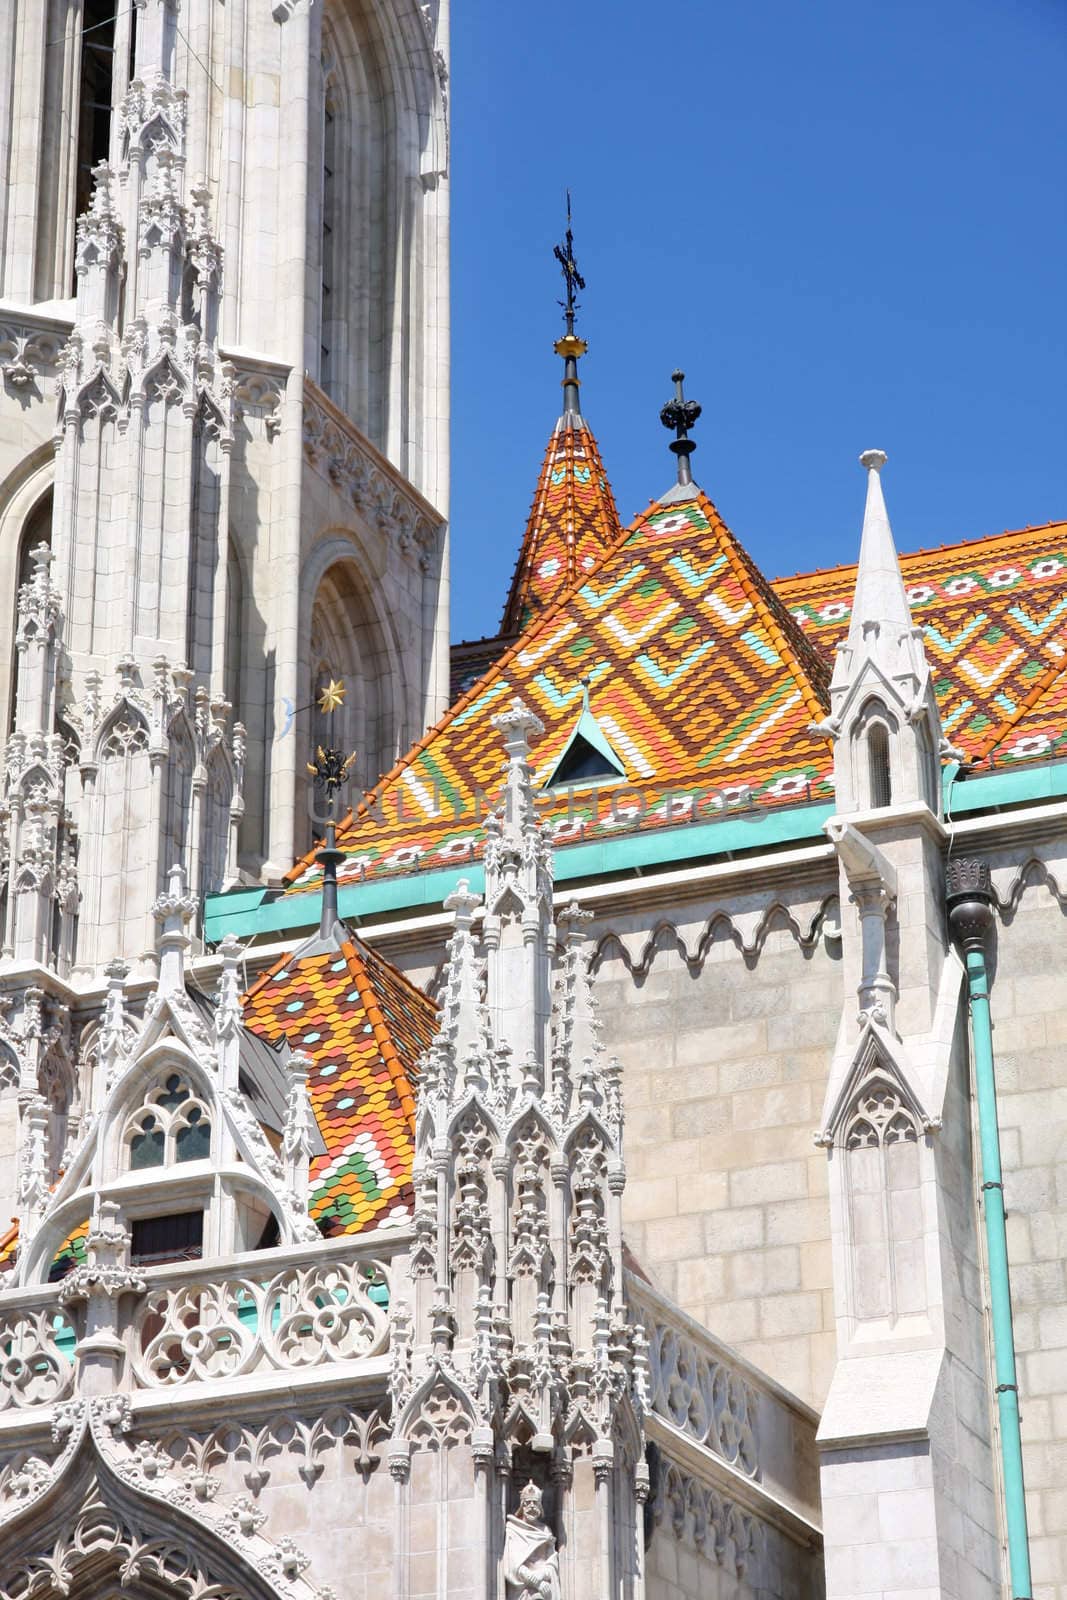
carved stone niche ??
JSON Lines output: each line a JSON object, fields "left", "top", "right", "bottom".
{"left": 507, "top": 1446, "right": 557, "bottom": 1533}
{"left": 503, "top": 1473, "right": 561, "bottom": 1600}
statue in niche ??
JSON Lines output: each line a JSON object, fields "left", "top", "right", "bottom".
{"left": 503, "top": 1481, "right": 560, "bottom": 1600}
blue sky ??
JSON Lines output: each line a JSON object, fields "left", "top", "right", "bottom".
{"left": 449, "top": 0, "right": 1066, "bottom": 643}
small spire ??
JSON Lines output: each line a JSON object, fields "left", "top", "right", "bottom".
{"left": 305, "top": 678, "right": 356, "bottom": 938}
{"left": 490, "top": 698, "right": 545, "bottom": 843}
{"left": 553, "top": 191, "right": 587, "bottom": 422}
{"left": 847, "top": 449, "right": 913, "bottom": 650}
{"left": 660, "top": 369, "right": 701, "bottom": 491}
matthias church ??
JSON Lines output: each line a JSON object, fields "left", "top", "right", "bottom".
{"left": 0, "top": 5, "right": 1063, "bottom": 1599}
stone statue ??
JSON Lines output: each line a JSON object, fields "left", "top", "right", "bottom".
{"left": 503, "top": 1482, "right": 560, "bottom": 1600}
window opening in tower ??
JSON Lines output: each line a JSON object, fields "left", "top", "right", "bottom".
{"left": 73, "top": 0, "right": 118, "bottom": 289}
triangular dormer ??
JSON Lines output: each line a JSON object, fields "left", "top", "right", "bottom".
{"left": 544, "top": 689, "right": 626, "bottom": 787}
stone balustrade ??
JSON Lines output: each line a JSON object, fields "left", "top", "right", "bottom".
{"left": 627, "top": 1270, "right": 821, "bottom": 1532}
{"left": 0, "top": 1230, "right": 410, "bottom": 1410}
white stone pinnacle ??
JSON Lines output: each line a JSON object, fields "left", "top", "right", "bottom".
{"left": 846, "top": 446, "right": 912, "bottom": 651}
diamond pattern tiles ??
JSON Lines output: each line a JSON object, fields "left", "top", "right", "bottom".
{"left": 777, "top": 521, "right": 1067, "bottom": 766}
{"left": 499, "top": 417, "right": 623, "bottom": 635}
{"left": 243, "top": 938, "right": 436, "bottom": 1236}
{"left": 284, "top": 491, "right": 834, "bottom": 899}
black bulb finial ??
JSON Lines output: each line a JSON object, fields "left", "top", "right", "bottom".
{"left": 660, "top": 370, "right": 702, "bottom": 487}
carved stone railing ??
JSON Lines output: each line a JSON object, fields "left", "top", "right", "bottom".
{"left": 626, "top": 1271, "right": 821, "bottom": 1531}
{"left": 0, "top": 1293, "right": 77, "bottom": 1413}
{"left": 128, "top": 1253, "right": 389, "bottom": 1387}
{"left": 0, "top": 1232, "right": 410, "bottom": 1410}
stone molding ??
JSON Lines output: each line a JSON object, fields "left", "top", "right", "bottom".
{"left": 301, "top": 381, "right": 444, "bottom": 573}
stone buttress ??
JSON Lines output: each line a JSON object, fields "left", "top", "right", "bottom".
{"left": 815, "top": 453, "right": 1001, "bottom": 1598}
{"left": 387, "top": 697, "right": 650, "bottom": 1600}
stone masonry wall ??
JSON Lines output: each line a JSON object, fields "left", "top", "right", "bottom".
{"left": 987, "top": 879, "right": 1067, "bottom": 1600}
{"left": 592, "top": 909, "right": 841, "bottom": 1410}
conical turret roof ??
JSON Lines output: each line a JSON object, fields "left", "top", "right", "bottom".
{"left": 500, "top": 414, "right": 623, "bottom": 635}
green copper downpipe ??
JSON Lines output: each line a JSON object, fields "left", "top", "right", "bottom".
{"left": 947, "top": 858, "right": 1033, "bottom": 1600}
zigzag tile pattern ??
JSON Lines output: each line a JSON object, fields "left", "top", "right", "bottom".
{"left": 285, "top": 492, "right": 834, "bottom": 899}
{"left": 777, "top": 521, "right": 1067, "bottom": 764}
{"left": 243, "top": 939, "right": 435, "bottom": 1235}
{"left": 500, "top": 419, "right": 623, "bottom": 634}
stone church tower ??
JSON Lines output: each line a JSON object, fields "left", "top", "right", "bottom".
{"left": 0, "top": 7, "right": 1063, "bottom": 1600}
{"left": 0, "top": 0, "right": 450, "bottom": 937}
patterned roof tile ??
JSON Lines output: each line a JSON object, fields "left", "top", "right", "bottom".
{"left": 243, "top": 937, "right": 437, "bottom": 1236}
{"left": 500, "top": 417, "right": 623, "bottom": 635}
{"left": 284, "top": 490, "right": 834, "bottom": 899}
{"left": 776, "top": 520, "right": 1067, "bottom": 766}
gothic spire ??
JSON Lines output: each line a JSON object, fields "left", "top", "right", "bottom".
{"left": 498, "top": 215, "right": 620, "bottom": 634}
{"left": 845, "top": 450, "right": 915, "bottom": 655}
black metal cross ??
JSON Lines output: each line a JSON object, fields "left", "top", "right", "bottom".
{"left": 553, "top": 190, "right": 586, "bottom": 333}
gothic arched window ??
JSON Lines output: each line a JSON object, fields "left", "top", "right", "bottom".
{"left": 852, "top": 698, "right": 896, "bottom": 811}
{"left": 868, "top": 721, "right": 892, "bottom": 808}
{"left": 124, "top": 1074, "right": 212, "bottom": 1170}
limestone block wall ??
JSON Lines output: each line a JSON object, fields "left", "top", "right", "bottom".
{"left": 591, "top": 893, "right": 841, "bottom": 1410}
{"left": 985, "top": 876, "right": 1067, "bottom": 1600}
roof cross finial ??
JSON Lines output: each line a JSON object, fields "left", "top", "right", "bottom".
{"left": 553, "top": 190, "right": 588, "bottom": 421}
{"left": 660, "top": 369, "right": 701, "bottom": 489}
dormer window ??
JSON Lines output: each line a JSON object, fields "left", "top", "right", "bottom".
{"left": 544, "top": 692, "right": 626, "bottom": 789}
{"left": 125, "top": 1074, "right": 212, "bottom": 1170}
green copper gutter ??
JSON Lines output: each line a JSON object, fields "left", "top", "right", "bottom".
{"left": 204, "top": 799, "right": 835, "bottom": 943}
{"left": 947, "top": 859, "right": 1033, "bottom": 1600}
{"left": 205, "top": 755, "right": 1067, "bottom": 945}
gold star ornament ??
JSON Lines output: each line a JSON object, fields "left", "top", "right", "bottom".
{"left": 317, "top": 678, "right": 346, "bottom": 714}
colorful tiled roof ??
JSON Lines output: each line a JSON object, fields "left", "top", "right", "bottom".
{"left": 283, "top": 490, "right": 834, "bottom": 899}
{"left": 777, "top": 521, "right": 1067, "bottom": 766}
{"left": 243, "top": 936, "right": 436, "bottom": 1235}
{"left": 451, "top": 633, "right": 514, "bottom": 703}
{"left": 0, "top": 1214, "right": 89, "bottom": 1277}
{"left": 500, "top": 417, "right": 623, "bottom": 635}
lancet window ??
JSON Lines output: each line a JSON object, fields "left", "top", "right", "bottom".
{"left": 852, "top": 698, "right": 895, "bottom": 811}
{"left": 125, "top": 1074, "right": 212, "bottom": 1170}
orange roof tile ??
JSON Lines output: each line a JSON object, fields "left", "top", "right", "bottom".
{"left": 283, "top": 490, "right": 834, "bottom": 899}
{"left": 776, "top": 521, "right": 1067, "bottom": 766}
{"left": 500, "top": 417, "right": 623, "bottom": 634}
{"left": 243, "top": 937, "right": 436, "bottom": 1236}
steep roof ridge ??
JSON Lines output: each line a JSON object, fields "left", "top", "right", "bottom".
{"left": 284, "top": 484, "right": 832, "bottom": 890}
{"left": 499, "top": 416, "right": 623, "bottom": 635}
{"left": 342, "top": 938, "right": 420, "bottom": 1125}
{"left": 689, "top": 490, "right": 832, "bottom": 720}
{"left": 624, "top": 488, "right": 831, "bottom": 723}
